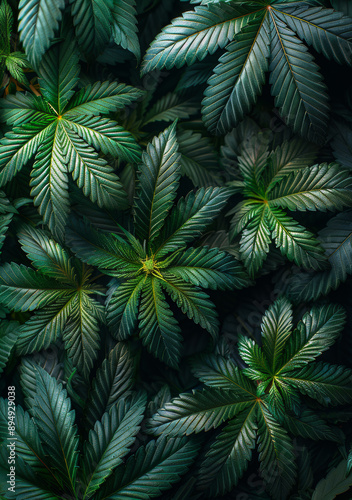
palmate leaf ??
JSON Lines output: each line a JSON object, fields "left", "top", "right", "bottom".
{"left": 257, "top": 404, "right": 296, "bottom": 500}
{"left": 278, "top": 304, "right": 346, "bottom": 374}
{"left": 18, "top": 0, "right": 65, "bottom": 67}
{"left": 155, "top": 187, "right": 231, "bottom": 257}
{"left": 30, "top": 364, "right": 79, "bottom": 493}
{"left": 134, "top": 122, "right": 181, "bottom": 246}
{"left": 70, "top": 0, "right": 114, "bottom": 58}
{"left": 202, "top": 15, "right": 270, "bottom": 135}
{"left": 197, "top": 405, "right": 258, "bottom": 497}
{"left": 148, "top": 387, "right": 254, "bottom": 436}
{"left": 96, "top": 437, "right": 199, "bottom": 500}
{"left": 82, "top": 394, "right": 146, "bottom": 499}
{"left": 84, "top": 343, "right": 137, "bottom": 429}
{"left": 268, "top": 163, "right": 352, "bottom": 211}
{"left": 138, "top": 277, "right": 182, "bottom": 368}
{"left": 143, "top": 2, "right": 352, "bottom": 140}
{"left": 0, "top": 321, "right": 18, "bottom": 375}
{"left": 269, "top": 13, "right": 329, "bottom": 143}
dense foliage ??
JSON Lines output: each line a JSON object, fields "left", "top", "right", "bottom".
{"left": 1, "top": 0, "right": 352, "bottom": 499}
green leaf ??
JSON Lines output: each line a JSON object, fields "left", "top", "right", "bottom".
{"left": 134, "top": 122, "right": 181, "bottom": 246}
{"left": 0, "top": 93, "right": 51, "bottom": 126}
{"left": 29, "top": 121, "right": 70, "bottom": 240}
{"left": 63, "top": 293, "right": 102, "bottom": 379}
{"left": 276, "top": 5, "right": 352, "bottom": 66}
{"left": 15, "top": 298, "right": 74, "bottom": 355}
{"left": 18, "top": 0, "right": 65, "bottom": 67}
{"left": 165, "top": 246, "right": 243, "bottom": 290}
{"left": 239, "top": 206, "right": 271, "bottom": 277}
{"left": 143, "top": 93, "right": 198, "bottom": 126}
{"left": 269, "top": 12, "right": 329, "bottom": 143}
{"left": 67, "top": 219, "right": 141, "bottom": 275}
{"left": 312, "top": 460, "right": 352, "bottom": 500}
{"left": 190, "top": 353, "right": 257, "bottom": 396}
{"left": 148, "top": 387, "right": 253, "bottom": 436}
{"left": 260, "top": 297, "right": 293, "bottom": 373}
{"left": 84, "top": 343, "right": 136, "bottom": 428}
{"left": 284, "top": 361, "right": 352, "bottom": 405}
{"left": 268, "top": 163, "right": 352, "bottom": 212}
{"left": 138, "top": 277, "right": 182, "bottom": 368}
{"left": 266, "top": 206, "right": 326, "bottom": 270}
{"left": 202, "top": 15, "right": 270, "bottom": 134}
{"left": 107, "top": 277, "right": 145, "bottom": 338}
{"left": 0, "top": 262, "right": 73, "bottom": 311}
{"left": 257, "top": 404, "right": 296, "bottom": 499}
{"left": 38, "top": 35, "right": 80, "bottom": 114}
{"left": 177, "top": 129, "right": 220, "bottom": 188}
{"left": 281, "top": 408, "right": 342, "bottom": 442}
{"left": 161, "top": 277, "right": 219, "bottom": 338}
{"left": 65, "top": 81, "right": 143, "bottom": 118}
{"left": 0, "top": 321, "right": 18, "bottom": 375}
{"left": 155, "top": 187, "right": 231, "bottom": 257}
{"left": 198, "top": 405, "right": 257, "bottom": 496}
{"left": 18, "top": 226, "right": 77, "bottom": 284}
{"left": 60, "top": 125, "right": 129, "bottom": 210}
{"left": 82, "top": 394, "right": 146, "bottom": 499}
{"left": 0, "top": 0, "right": 13, "bottom": 54}
{"left": 288, "top": 211, "right": 352, "bottom": 301}
{"left": 65, "top": 115, "right": 141, "bottom": 164}
{"left": 141, "top": 4, "right": 257, "bottom": 74}
{"left": 96, "top": 437, "right": 199, "bottom": 500}
{"left": 0, "top": 118, "right": 54, "bottom": 187}
{"left": 265, "top": 137, "right": 318, "bottom": 186}
{"left": 30, "top": 364, "right": 79, "bottom": 493}
{"left": 112, "top": 0, "right": 140, "bottom": 60}
{"left": 70, "top": 0, "right": 114, "bottom": 57}
{"left": 278, "top": 304, "right": 346, "bottom": 373}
